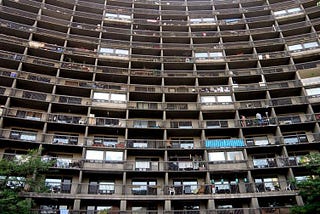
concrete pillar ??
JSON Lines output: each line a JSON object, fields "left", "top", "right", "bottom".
{"left": 208, "top": 199, "right": 215, "bottom": 210}
{"left": 120, "top": 200, "right": 127, "bottom": 212}
{"left": 73, "top": 199, "right": 81, "bottom": 212}
{"left": 295, "top": 195, "right": 304, "bottom": 206}
{"left": 164, "top": 200, "right": 171, "bottom": 211}
{"left": 250, "top": 197, "right": 260, "bottom": 214}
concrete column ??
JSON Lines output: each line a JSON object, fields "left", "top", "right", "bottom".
{"left": 295, "top": 195, "right": 304, "bottom": 206}
{"left": 250, "top": 198, "right": 260, "bottom": 214}
{"left": 120, "top": 200, "right": 127, "bottom": 212}
{"left": 73, "top": 199, "right": 81, "bottom": 212}
{"left": 164, "top": 200, "right": 171, "bottom": 211}
{"left": 208, "top": 199, "right": 215, "bottom": 210}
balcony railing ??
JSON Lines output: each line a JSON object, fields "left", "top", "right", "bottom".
{"left": 126, "top": 139, "right": 165, "bottom": 149}
{"left": 48, "top": 114, "right": 87, "bottom": 125}
{"left": 18, "top": 71, "right": 54, "bottom": 84}
{"left": 12, "top": 89, "right": 50, "bottom": 102}
{"left": 29, "top": 207, "right": 292, "bottom": 214}
{"left": 44, "top": 133, "right": 80, "bottom": 146}
{"left": 4, "top": 107, "right": 45, "bottom": 122}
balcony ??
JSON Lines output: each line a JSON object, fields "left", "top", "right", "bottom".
{"left": 85, "top": 137, "right": 120, "bottom": 148}
{"left": 43, "top": 133, "right": 80, "bottom": 146}
{"left": 203, "top": 120, "right": 234, "bottom": 129}
{"left": 165, "top": 103, "right": 198, "bottom": 111}
{"left": 8, "top": 129, "right": 38, "bottom": 142}
{"left": 131, "top": 85, "right": 162, "bottom": 93}
{"left": 18, "top": 71, "right": 55, "bottom": 84}
{"left": 128, "top": 101, "right": 162, "bottom": 110}
{"left": 128, "top": 120, "right": 162, "bottom": 128}
{"left": 252, "top": 158, "right": 277, "bottom": 168}
{"left": 24, "top": 55, "right": 59, "bottom": 68}
{"left": 164, "top": 86, "right": 196, "bottom": 93}
{"left": 5, "top": 108, "right": 45, "bottom": 122}
{"left": 200, "top": 101, "right": 235, "bottom": 111}
{"left": 126, "top": 139, "right": 165, "bottom": 149}
{"left": 92, "top": 99, "right": 127, "bottom": 109}
{"left": 61, "top": 62, "right": 95, "bottom": 72}
{"left": 0, "top": 87, "right": 11, "bottom": 96}
{"left": 0, "top": 50, "right": 23, "bottom": 61}
{"left": 53, "top": 95, "right": 91, "bottom": 106}
{"left": 42, "top": 156, "right": 83, "bottom": 169}
{"left": 48, "top": 114, "right": 87, "bottom": 125}
{"left": 168, "top": 120, "right": 198, "bottom": 129}
{"left": 233, "top": 82, "right": 267, "bottom": 92}
{"left": 83, "top": 160, "right": 125, "bottom": 172}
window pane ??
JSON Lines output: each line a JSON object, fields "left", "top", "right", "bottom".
{"left": 119, "top": 14, "right": 131, "bottom": 20}
{"left": 216, "top": 96, "right": 232, "bottom": 102}
{"left": 106, "top": 151, "right": 123, "bottom": 161}
{"left": 99, "top": 48, "right": 113, "bottom": 54}
{"left": 306, "top": 88, "right": 320, "bottom": 96}
{"left": 195, "top": 53, "right": 208, "bottom": 58}
{"left": 190, "top": 18, "right": 201, "bottom": 23}
{"left": 93, "top": 92, "right": 109, "bottom": 100}
{"left": 86, "top": 150, "right": 103, "bottom": 160}
{"left": 209, "top": 52, "right": 223, "bottom": 57}
{"left": 200, "top": 96, "right": 215, "bottom": 103}
{"left": 203, "top": 18, "right": 215, "bottom": 22}
{"left": 303, "top": 42, "right": 318, "bottom": 49}
{"left": 208, "top": 152, "right": 225, "bottom": 161}
{"left": 105, "top": 13, "right": 117, "bottom": 18}
{"left": 110, "top": 93, "right": 126, "bottom": 101}
{"left": 115, "top": 49, "right": 129, "bottom": 55}
{"left": 287, "top": 8, "right": 301, "bottom": 13}
{"left": 288, "top": 44, "right": 302, "bottom": 51}
{"left": 227, "top": 151, "right": 244, "bottom": 161}
{"left": 274, "top": 10, "right": 286, "bottom": 16}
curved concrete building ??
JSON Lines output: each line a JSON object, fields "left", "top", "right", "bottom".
{"left": 0, "top": 0, "right": 320, "bottom": 213}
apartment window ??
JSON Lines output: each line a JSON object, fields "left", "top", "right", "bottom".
{"left": 135, "top": 159, "right": 152, "bottom": 171}
{"left": 208, "top": 152, "right": 225, "bottom": 161}
{"left": 288, "top": 42, "right": 319, "bottom": 51}
{"left": 93, "top": 137, "right": 118, "bottom": 147}
{"left": 105, "top": 151, "right": 123, "bottom": 161}
{"left": 195, "top": 52, "right": 223, "bottom": 59}
{"left": 283, "top": 134, "right": 308, "bottom": 144}
{"left": 306, "top": 87, "right": 320, "bottom": 96}
{"left": 246, "top": 136, "right": 269, "bottom": 146}
{"left": 173, "top": 180, "right": 198, "bottom": 194}
{"left": 105, "top": 13, "right": 131, "bottom": 21}
{"left": 190, "top": 17, "right": 215, "bottom": 24}
{"left": 89, "top": 181, "right": 115, "bottom": 194}
{"left": 86, "top": 150, "right": 104, "bottom": 160}
{"left": 255, "top": 178, "right": 279, "bottom": 192}
{"left": 45, "top": 178, "right": 71, "bottom": 193}
{"left": 200, "top": 95, "right": 232, "bottom": 103}
{"left": 53, "top": 134, "right": 78, "bottom": 145}
{"left": 10, "top": 130, "right": 37, "bottom": 141}
{"left": 274, "top": 7, "right": 302, "bottom": 17}
{"left": 227, "top": 151, "right": 244, "bottom": 161}
{"left": 99, "top": 48, "right": 114, "bottom": 54}
{"left": 132, "top": 180, "right": 157, "bottom": 195}
{"left": 208, "top": 151, "right": 244, "bottom": 162}
{"left": 98, "top": 47, "right": 129, "bottom": 57}
{"left": 93, "top": 92, "right": 127, "bottom": 102}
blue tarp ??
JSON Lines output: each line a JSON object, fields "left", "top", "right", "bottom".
{"left": 205, "top": 139, "right": 245, "bottom": 148}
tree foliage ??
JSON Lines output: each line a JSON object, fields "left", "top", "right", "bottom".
{"left": 0, "top": 149, "right": 52, "bottom": 214}
{"left": 291, "top": 153, "right": 320, "bottom": 214}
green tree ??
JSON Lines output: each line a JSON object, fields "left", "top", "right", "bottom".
{"left": 0, "top": 149, "right": 53, "bottom": 214}
{"left": 291, "top": 153, "right": 320, "bottom": 214}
